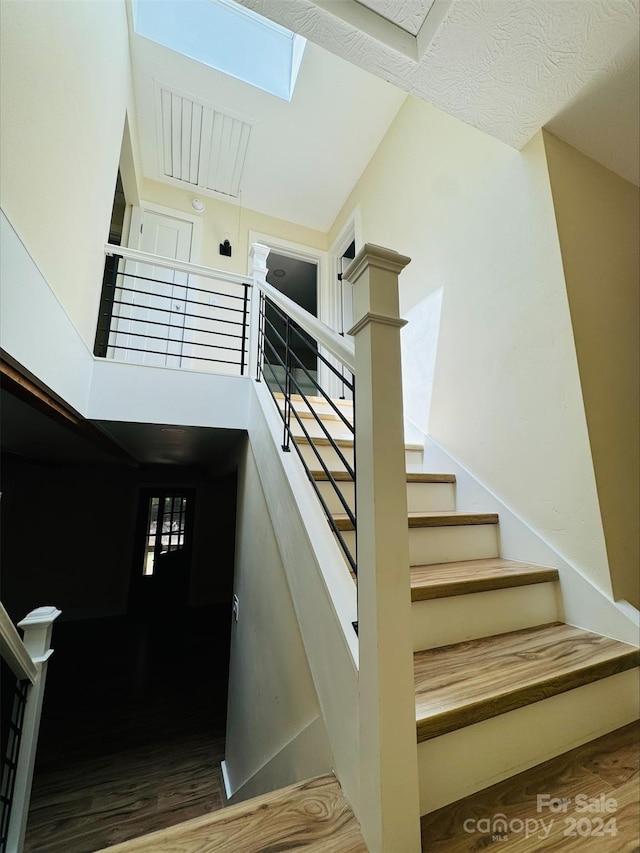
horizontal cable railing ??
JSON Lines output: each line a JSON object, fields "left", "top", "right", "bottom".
{"left": 97, "top": 245, "right": 251, "bottom": 374}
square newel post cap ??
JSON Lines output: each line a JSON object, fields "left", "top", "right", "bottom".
{"left": 250, "top": 243, "right": 270, "bottom": 277}
{"left": 342, "top": 243, "right": 411, "bottom": 284}
{"left": 344, "top": 244, "right": 410, "bottom": 335}
{"left": 18, "top": 606, "right": 61, "bottom": 659}
{"left": 18, "top": 607, "right": 61, "bottom": 629}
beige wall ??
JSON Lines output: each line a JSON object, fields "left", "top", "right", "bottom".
{"left": 330, "top": 97, "right": 611, "bottom": 594}
{"left": 139, "top": 179, "right": 328, "bottom": 273}
{"left": 544, "top": 132, "right": 639, "bottom": 608}
{"left": 0, "top": 0, "right": 140, "bottom": 345}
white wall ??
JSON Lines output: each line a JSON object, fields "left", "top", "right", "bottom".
{"left": 329, "top": 97, "right": 611, "bottom": 596}
{"left": 0, "top": 0, "right": 141, "bottom": 345}
{"left": 0, "top": 211, "right": 93, "bottom": 414}
{"left": 224, "top": 440, "right": 332, "bottom": 797}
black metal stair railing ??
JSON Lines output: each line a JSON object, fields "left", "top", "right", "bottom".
{"left": 0, "top": 673, "right": 29, "bottom": 853}
{"left": 94, "top": 258, "right": 251, "bottom": 374}
{"left": 257, "top": 292, "right": 357, "bottom": 575}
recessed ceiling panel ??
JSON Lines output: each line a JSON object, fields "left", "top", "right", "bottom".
{"left": 156, "top": 84, "right": 253, "bottom": 197}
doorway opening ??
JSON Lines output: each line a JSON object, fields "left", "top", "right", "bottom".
{"left": 264, "top": 251, "right": 318, "bottom": 397}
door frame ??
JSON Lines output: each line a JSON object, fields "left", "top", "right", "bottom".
{"left": 248, "top": 230, "right": 329, "bottom": 389}
{"left": 127, "top": 202, "right": 203, "bottom": 262}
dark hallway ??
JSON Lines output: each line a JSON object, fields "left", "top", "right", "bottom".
{"left": 24, "top": 605, "right": 231, "bottom": 852}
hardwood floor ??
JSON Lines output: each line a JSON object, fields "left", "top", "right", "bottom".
{"left": 93, "top": 775, "right": 367, "bottom": 853}
{"left": 421, "top": 722, "right": 640, "bottom": 851}
{"left": 25, "top": 606, "right": 231, "bottom": 853}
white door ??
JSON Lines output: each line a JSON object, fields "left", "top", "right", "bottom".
{"left": 109, "top": 210, "right": 193, "bottom": 367}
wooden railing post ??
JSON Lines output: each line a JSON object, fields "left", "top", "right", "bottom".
{"left": 344, "top": 245, "right": 421, "bottom": 853}
{"left": 6, "top": 606, "right": 60, "bottom": 853}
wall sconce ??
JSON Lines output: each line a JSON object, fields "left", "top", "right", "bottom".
{"left": 191, "top": 198, "right": 205, "bottom": 212}
{"left": 219, "top": 236, "right": 232, "bottom": 257}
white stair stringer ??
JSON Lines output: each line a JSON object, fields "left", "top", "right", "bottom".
{"left": 417, "top": 668, "right": 640, "bottom": 814}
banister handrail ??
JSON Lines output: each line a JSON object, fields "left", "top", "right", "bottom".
{"left": 257, "top": 278, "right": 355, "bottom": 373}
{"left": 104, "top": 243, "right": 250, "bottom": 287}
{"left": 0, "top": 603, "right": 37, "bottom": 685}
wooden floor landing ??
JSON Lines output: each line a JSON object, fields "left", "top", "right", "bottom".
{"left": 94, "top": 774, "right": 367, "bottom": 853}
{"left": 421, "top": 722, "right": 639, "bottom": 851}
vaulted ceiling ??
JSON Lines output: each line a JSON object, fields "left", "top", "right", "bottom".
{"left": 235, "top": 0, "right": 640, "bottom": 185}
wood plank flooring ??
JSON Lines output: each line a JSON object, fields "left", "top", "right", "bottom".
{"left": 24, "top": 606, "right": 231, "bottom": 853}
{"left": 421, "top": 722, "right": 639, "bottom": 851}
{"left": 411, "top": 558, "right": 559, "bottom": 601}
{"left": 414, "top": 622, "right": 639, "bottom": 742}
{"left": 93, "top": 775, "right": 367, "bottom": 853}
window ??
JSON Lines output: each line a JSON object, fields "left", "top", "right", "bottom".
{"left": 143, "top": 493, "right": 189, "bottom": 576}
{"left": 132, "top": 0, "right": 306, "bottom": 101}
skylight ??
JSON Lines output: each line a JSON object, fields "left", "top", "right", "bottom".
{"left": 132, "top": 0, "right": 306, "bottom": 101}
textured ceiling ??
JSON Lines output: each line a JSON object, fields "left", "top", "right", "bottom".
{"left": 356, "top": 0, "right": 436, "bottom": 35}
{"left": 236, "top": 0, "right": 639, "bottom": 179}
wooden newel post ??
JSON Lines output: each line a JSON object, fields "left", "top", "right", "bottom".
{"left": 344, "top": 245, "right": 421, "bottom": 853}
{"left": 7, "top": 606, "right": 60, "bottom": 853}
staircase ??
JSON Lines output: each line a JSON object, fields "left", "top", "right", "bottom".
{"left": 287, "top": 393, "right": 639, "bottom": 827}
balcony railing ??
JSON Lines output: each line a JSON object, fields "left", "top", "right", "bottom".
{"left": 97, "top": 245, "right": 251, "bottom": 374}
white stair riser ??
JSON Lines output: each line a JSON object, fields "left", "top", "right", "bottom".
{"left": 289, "top": 417, "right": 354, "bottom": 441}
{"left": 296, "top": 440, "right": 423, "bottom": 472}
{"left": 276, "top": 397, "right": 353, "bottom": 419}
{"left": 315, "top": 480, "right": 456, "bottom": 514}
{"left": 339, "top": 523, "right": 499, "bottom": 566}
{"left": 418, "top": 668, "right": 639, "bottom": 815}
{"left": 412, "top": 583, "right": 559, "bottom": 651}
{"left": 409, "top": 524, "right": 499, "bottom": 565}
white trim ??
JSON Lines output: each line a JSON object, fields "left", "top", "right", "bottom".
{"left": 220, "top": 759, "right": 234, "bottom": 800}
{"left": 328, "top": 208, "right": 361, "bottom": 332}
{"left": 247, "top": 229, "right": 327, "bottom": 320}
{"left": 105, "top": 243, "right": 249, "bottom": 286}
{"left": 128, "top": 201, "right": 203, "bottom": 264}
{"left": 248, "top": 230, "right": 334, "bottom": 388}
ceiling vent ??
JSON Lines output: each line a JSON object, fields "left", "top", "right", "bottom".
{"left": 155, "top": 84, "right": 253, "bottom": 198}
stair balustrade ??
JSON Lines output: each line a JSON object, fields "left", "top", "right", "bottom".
{"left": 0, "top": 603, "right": 60, "bottom": 853}
{"left": 251, "top": 242, "right": 422, "bottom": 853}
{"left": 98, "top": 245, "right": 251, "bottom": 373}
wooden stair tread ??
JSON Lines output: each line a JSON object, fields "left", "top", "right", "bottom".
{"left": 411, "top": 558, "right": 559, "bottom": 601}
{"left": 94, "top": 774, "right": 366, "bottom": 853}
{"left": 311, "top": 470, "right": 455, "bottom": 484}
{"left": 414, "top": 623, "right": 639, "bottom": 742}
{"left": 332, "top": 511, "right": 498, "bottom": 531}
